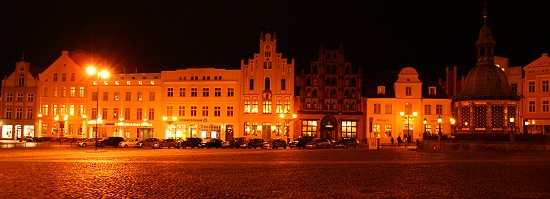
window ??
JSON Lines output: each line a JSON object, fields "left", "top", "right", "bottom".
{"left": 252, "top": 100, "right": 258, "bottom": 113}
{"left": 214, "top": 88, "right": 221, "bottom": 97}
{"left": 71, "top": 73, "right": 75, "bottom": 82}
{"left": 124, "top": 108, "right": 130, "bottom": 120}
{"left": 191, "top": 88, "right": 198, "bottom": 97}
{"left": 202, "top": 88, "right": 209, "bottom": 97}
{"left": 148, "top": 108, "right": 155, "bottom": 120}
{"left": 166, "top": 106, "right": 173, "bottom": 116}
{"left": 52, "top": 105, "right": 58, "bottom": 116}
{"left": 425, "top": 105, "right": 432, "bottom": 115}
{"left": 92, "top": 92, "right": 98, "bottom": 101}
{"left": 149, "top": 92, "right": 155, "bottom": 101}
{"left": 276, "top": 101, "right": 283, "bottom": 113}
{"left": 137, "top": 108, "right": 143, "bottom": 120}
{"left": 262, "top": 101, "right": 272, "bottom": 114}
{"left": 284, "top": 100, "right": 291, "bottom": 113}
{"left": 384, "top": 124, "right": 392, "bottom": 137}
{"left": 436, "top": 104, "right": 443, "bottom": 115}
{"left": 79, "top": 105, "right": 84, "bottom": 116}
{"left": 16, "top": 107, "right": 23, "bottom": 119}
{"left": 385, "top": 104, "right": 392, "bottom": 114}
{"left": 5, "top": 107, "right": 12, "bottom": 119}
{"left": 103, "top": 92, "right": 108, "bottom": 101}
{"left": 405, "top": 87, "right": 412, "bottom": 96}
{"left": 249, "top": 79, "right": 254, "bottom": 90}
{"left": 429, "top": 87, "right": 436, "bottom": 95}
{"left": 227, "top": 106, "right": 234, "bottom": 117}
{"left": 61, "top": 87, "right": 66, "bottom": 97}
{"left": 301, "top": 120, "right": 318, "bottom": 137}
{"left": 528, "top": 81, "right": 535, "bottom": 93}
{"left": 125, "top": 92, "right": 131, "bottom": 101}
{"left": 14, "top": 93, "right": 21, "bottom": 102}
{"left": 114, "top": 92, "right": 119, "bottom": 101}
{"left": 244, "top": 122, "right": 250, "bottom": 135}
{"left": 6, "top": 93, "right": 13, "bottom": 101}
{"left": 543, "top": 100, "right": 549, "bottom": 113}
{"left": 69, "top": 105, "right": 75, "bottom": 116}
{"left": 264, "top": 77, "right": 270, "bottom": 90}
{"left": 18, "top": 74, "right": 25, "bottom": 86}
{"left": 60, "top": 105, "right": 66, "bottom": 115}
{"left": 543, "top": 80, "right": 549, "bottom": 92}
{"left": 26, "top": 108, "right": 33, "bottom": 119}
{"left": 27, "top": 93, "right": 34, "bottom": 102}
{"left": 281, "top": 79, "right": 286, "bottom": 90}
{"left": 227, "top": 88, "right": 234, "bottom": 97}
{"left": 341, "top": 120, "right": 357, "bottom": 138}
{"left": 179, "top": 88, "right": 186, "bottom": 97}
{"left": 178, "top": 106, "right": 185, "bottom": 116}
{"left": 113, "top": 108, "right": 119, "bottom": 119}
{"left": 102, "top": 108, "right": 108, "bottom": 119}
{"left": 167, "top": 88, "right": 174, "bottom": 97}
{"left": 79, "top": 87, "right": 84, "bottom": 98}
{"left": 529, "top": 101, "right": 536, "bottom": 113}
{"left": 374, "top": 104, "right": 381, "bottom": 114}
{"left": 373, "top": 124, "right": 380, "bottom": 137}
{"left": 91, "top": 108, "right": 97, "bottom": 119}
{"left": 53, "top": 73, "right": 58, "bottom": 82}
{"left": 377, "top": 86, "right": 385, "bottom": 95}
{"left": 214, "top": 106, "right": 221, "bottom": 116}
{"left": 511, "top": 83, "right": 518, "bottom": 93}
{"left": 190, "top": 106, "right": 197, "bottom": 116}
{"left": 43, "top": 105, "right": 49, "bottom": 116}
{"left": 244, "top": 101, "right": 250, "bottom": 114}
{"left": 70, "top": 87, "right": 75, "bottom": 97}
{"left": 405, "top": 103, "right": 412, "bottom": 114}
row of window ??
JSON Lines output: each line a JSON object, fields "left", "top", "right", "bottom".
{"left": 3, "top": 107, "right": 33, "bottom": 119}
{"left": 305, "top": 88, "right": 358, "bottom": 98}
{"left": 249, "top": 78, "right": 286, "bottom": 91}
{"left": 528, "top": 100, "right": 550, "bottom": 113}
{"left": 373, "top": 103, "right": 443, "bottom": 115}
{"left": 167, "top": 87, "right": 235, "bottom": 97}
{"left": 527, "top": 80, "right": 549, "bottom": 93}
{"left": 304, "top": 77, "right": 358, "bottom": 87}
{"left": 243, "top": 98, "right": 291, "bottom": 114}
{"left": 376, "top": 86, "right": 437, "bottom": 95}
{"left": 372, "top": 123, "right": 442, "bottom": 137}
{"left": 51, "top": 73, "right": 76, "bottom": 82}
{"left": 304, "top": 101, "right": 358, "bottom": 111}
{"left": 242, "top": 120, "right": 358, "bottom": 138}
{"left": 42, "top": 87, "right": 85, "bottom": 98}
{"left": 4, "top": 92, "right": 34, "bottom": 102}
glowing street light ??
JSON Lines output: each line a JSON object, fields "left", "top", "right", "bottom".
{"left": 280, "top": 113, "right": 297, "bottom": 144}
{"left": 437, "top": 115, "right": 442, "bottom": 149}
{"left": 87, "top": 65, "right": 109, "bottom": 151}
{"left": 163, "top": 116, "right": 178, "bottom": 139}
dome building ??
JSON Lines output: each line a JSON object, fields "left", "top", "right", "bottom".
{"left": 452, "top": 5, "right": 520, "bottom": 135}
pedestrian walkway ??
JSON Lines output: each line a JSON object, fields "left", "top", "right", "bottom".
{"left": 0, "top": 140, "right": 78, "bottom": 149}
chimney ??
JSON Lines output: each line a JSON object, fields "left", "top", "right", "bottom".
{"left": 62, "top": 51, "right": 69, "bottom": 56}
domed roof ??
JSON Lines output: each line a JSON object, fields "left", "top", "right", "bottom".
{"left": 455, "top": 62, "right": 519, "bottom": 101}
{"left": 399, "top": 67, "right": 418, "bottom": 75}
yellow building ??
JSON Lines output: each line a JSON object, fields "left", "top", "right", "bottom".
{"left": 240, "top": 32, "right": 296, "bottom": 142}
{"left": 522, "top": 53, "right": 550, "bottom": 134}
{"left": 366, "top": 67, "right": 452, "bottom": 144}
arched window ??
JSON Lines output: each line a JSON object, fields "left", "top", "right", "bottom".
{"left": 351, "top": 103, "right": 356, "bottom": 110}
{"left": 332, "top": 102, "right": 337, "bottom": 110}
{"left": 264, "top": 77, "right": 270, "bottom": 90}
{"left": 351, "top": 89, "right": 356, "bottom": 98}
{"left": 331, "top": 89, "right": 337, "bottom": 98}
{"left": 325, "top": 102, "right": 330, "bottom": 110}
{"left": 344, "top": 103, "right": 350, "bottom": 110}
{"left": 18, "top": 74, "right": 25, "bottom": 86}
{"left": 344, "top": 89, "right": 350, "bottom": 98}
{"left": 306, "top": 88, "right": 311, "bottom": 98}
{"left": 313, "top": 102, "right": 318, "bottom": 109}
{"left": 313, "top": 78, "right": 318, "bottom": 86}
{"left": 325, "top": 78, "right": 330, "bottom": 86}
{"left": 351, "top": 77, "right": 356, "bottom": 87}
{"left": 306, "top": 102, "right": 311, "bottom": 109}
{"left": 312, "top": 89, "right": 318, "bottom": 98}
{"left": 345, "top": 78, "right": 350, "bottom": 86}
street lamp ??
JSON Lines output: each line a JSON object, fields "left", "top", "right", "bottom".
{"left": 280, "top": 113, "right": 297, "bottom": 144}
{"left": 54, "top": 114, "right": 68, "bottom": 147}
{"left": 509, "top": 117, "right": 515, "bottom": 142}
{"left": 399, "top": 111, "right": 417, "bottom": 143}
{"left": 163, "top": 116, "right": 177, "bottom": 139}
{"left": 87, "top": 66, "right": 109, "bottom": 151}
{"left": 449, "top": 117, "right": 456, "bottom": 135}
{"left": 423, "top": 118, "right": 427, "bottom": 138}
{"left": 437, "top": 115, "right": 442, "bottom": 149}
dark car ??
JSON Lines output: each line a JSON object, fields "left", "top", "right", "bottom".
{"left": 294, "top": 136, "right": 316, "bottom": 149}
{"left": 202, "top": 138, "right": 223, "bottom": 149}
{"left": 96, "top": 137, "right": 125, "bottom": 147}
{"left": 334, "top": 138, "right": 360, "bottom": 149}
{"left": 248, "top": 138, "right": 266, "bottom": 149}
{"left": 152, "top": 138, "right": 178, "bottom": 149}
{"left": 228, "top": 137, "right": 249, "bottom": 149}
{"left": 270, "top": 138, "right": 287, "bottom": 149}
{"left": 180, "top": 138, "right": 203, "bottom": 149}
{"left": 135, "top": 138, "right": 160, "bottom": 148}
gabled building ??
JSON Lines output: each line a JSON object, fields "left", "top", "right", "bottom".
{"left": 365, "top": 68, "right": 450, "bottom": 144}
{"left": 295, "top": 46, "right": 364, "bottom": 141}
{"left": 240, "top": 32, "right": 296, "bottom": 141}
{"left": 1, "top": 59, "right": 39, "bottom": 140}
{"left": 522, "top": 53, "right": 550, "bottom": 134}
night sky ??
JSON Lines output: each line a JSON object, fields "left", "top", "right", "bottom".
{"left": 2, "top": 0, "right": 549, "bottom": 81}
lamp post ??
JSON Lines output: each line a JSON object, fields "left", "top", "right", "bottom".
{"left": 423, "top": 118, "right": 427, "bottom": 138}
{"left": 163, "top": 116, "right": 177, "bottom": 139}
{"left": 280, "top": 113, "right": 297, "bottom": 144}
{"left": 399, "top": 111, "right": 417, "bottom": 144}
{"left": 509, "top": 117, "right": 515, "bottom": 142}
{"left": 449, "top": 117, "right": 456, "bottom": 135}
{"left": 87, "top": 66, "right": 109, "bottom": 151}
{"left": 54, "top": 114, "right": 68, "bottom": 147}
{"left": 437, "top": 115, "right": 442, "bottom": 150}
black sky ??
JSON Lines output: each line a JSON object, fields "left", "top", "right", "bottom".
{"left": 1, "top": 0, "right": 549, "bottom": 81}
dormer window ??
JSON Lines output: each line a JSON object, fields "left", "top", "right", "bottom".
{"left": 429, "top": 87, "right": 436, "bottom": 95}
{"left": 377, "top": 86, "right": 385, "bottom": 95}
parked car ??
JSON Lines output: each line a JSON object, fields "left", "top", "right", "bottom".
{"left": 294, "top": 136, "right": 316, "bottom": 149}
{"left": 202, "top": 138, "right": 223, "bottom": 149}
{"left": 334, "top": 138, "right": 360, "bottom": 149}
{"left": 118, "top": 139, "right": 139, "bottom": 148}
{"left": 221, "top": 140, "right": 232, "bottom": 149}
{"left": 152, "top": 138, "right": 178, "bottom": 149}
{"left": 269, "top": 138, "right": 287, "bottom": 149}
{"left": 228, "top": 137, "right": 249, "bottom": 149}
{"left": 96, "top": 137, "right": 125, "bottom": 147}
{"left": 135, "top": 138, "right": 160, "bottom": 148}
{"left": 248, "top": 138, "right": 266, "bottom": 149}
{"left": 306, "top": 138, "right": 333, "bottom": 149}
{"left": 178, "top": 138, "right": 203, "bottom": 149}
{"left": 77, "top": 138, "right": 98, "bottom": 147}
{"left": 288, "top": 140, "right": 299, "bottom": 149}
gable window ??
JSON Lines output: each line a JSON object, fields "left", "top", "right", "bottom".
{"left": 249, "top": 79, "right": 254, "bottom": 90}
{"left": 167, "top": 88, "right": 174, "bottom": 97}
{"left": 377, "top": 86, "right": 385, "bottom": 95}
{"left": 406, "top": 87, "right": 412, "bottom": 96}
{"left": 264, "top": 77, "right": 270, "bottom": 90}
{"left": 429, "top": 87, "right": 436, "bottom": 95}
{"left": 281, "top": 79, "right": 286, "bottom": 90}
{"left": 374, "top": 104, "right": 381, "bottom": 114}
{"left": 528, "top": 81, "right": 535, "bottom": 93}
{"left": 425, "top": 105, "right": 432, "bottom": 115}
{"left": 385, "top": 104, "right": 392, "bottom": 114}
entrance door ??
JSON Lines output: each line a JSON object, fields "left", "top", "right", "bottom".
{"left": 225, "top": 125, "right": 234, "bottom": 141}
{"left": 262, "top": 123, "right": 271, "bottom": 141}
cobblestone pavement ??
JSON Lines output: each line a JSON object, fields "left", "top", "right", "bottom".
{"left": 1, "top": 147, "right": 550, "bottom": 198}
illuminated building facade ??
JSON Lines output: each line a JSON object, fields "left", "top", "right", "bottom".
{"left": 522, "top": 53, "right": 550, "bottom": 134}
{"left": 240, "top": 32, "right": 296, "bottom": 141}
{"left": 1, "top": 59, "right": 39, "bottom": 140}
{"left": 295, "top": 46, "right": 365, "bottom": 141}
{"left": 366, "top": 68, "right": 451, "bottom": 144}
